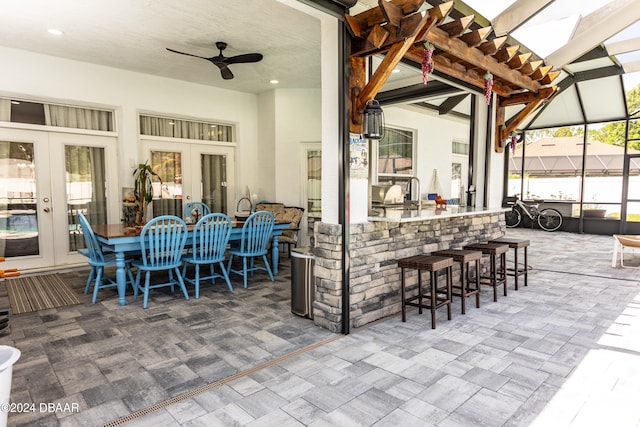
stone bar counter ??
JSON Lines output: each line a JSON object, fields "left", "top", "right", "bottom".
{"left": 311, "top": 206, "right": 507, "bottom": 333}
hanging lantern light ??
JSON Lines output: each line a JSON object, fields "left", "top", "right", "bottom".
{"left": 363, "top": 99, "right": 384, "bottom": 140}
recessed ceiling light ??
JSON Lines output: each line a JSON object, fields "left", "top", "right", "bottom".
{"left": 270, "top": 80, "right": 279, "bottom": 84}
{"left": 48, "top": 29, "right": 64, "bottom": 36}
{"left": 392, "top": 68, "right": 400, "bottom": 73}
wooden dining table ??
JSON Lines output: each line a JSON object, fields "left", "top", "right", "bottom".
{"left": 92, "top": 221, "right": 290, "bottom": 306}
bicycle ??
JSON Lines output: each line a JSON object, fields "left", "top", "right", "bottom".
{"left": 504, "top": 195, "right": 563, "bottom": 232}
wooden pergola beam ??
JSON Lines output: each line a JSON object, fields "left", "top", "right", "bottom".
{"left": 427, "top": 28, "right": 540, "bottom": 93}
{"left": 350, "top": 4, "right": 449, "bottom": 133}
{"left": 507, "top": 52, "right": 532, "bottom": 70}
{"left": 357, "top": 13, "right": 436, "bottom": 109}
{"left": 349, "top": 2, "right": 452, "bottom": 57}
{"left": 520, "top": 59, "right": 542, "bottom": 76}
{"left": 495, "top": 86, "right": 558, "bottom": 152}
{"left": 439, "top": 15, "right": 475, "bottom": 37}
{"left": 494, "top": 45, "right": 520, "bottom": 63}
{"left": 405, "top": 46, "right": 514, "bottom": 97}
{"left": 499, "top": 86, "right": 556, "bottom": 106}
{"left": 459, "top": 27, "right": 492, "bottom": 47}
{"left": 345, "top": 0, "right": 426, "bottom": 38}
{"left": 477, "top": 36, "right": 508, "bottom": 55}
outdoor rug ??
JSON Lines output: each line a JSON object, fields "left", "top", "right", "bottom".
{"left": 5, "top": 274, "right": 82, "bottom": 314}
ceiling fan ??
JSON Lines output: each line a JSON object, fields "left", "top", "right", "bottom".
{"left": 166, "top": 41, "right": 263, "bottom": 80}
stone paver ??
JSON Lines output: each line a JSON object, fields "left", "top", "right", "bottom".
{"left": 4, "top": 229, "right": 640, "bottom": 426}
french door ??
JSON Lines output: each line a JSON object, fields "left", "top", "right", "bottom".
{"left": 0, "top": 128, "right": 118, "bottom": 270}
{"left": 140, "top": 139, "right": 235, "bottom": 217}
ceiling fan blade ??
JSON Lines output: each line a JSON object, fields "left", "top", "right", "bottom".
{"left": 225, "top": 53, "right": 263, "bottom": 65}
{"left": 166, "top": 48, "right": 209, "bottom": 60}
{"left": 220, "top": 65, "right": 234, "bottom": 80}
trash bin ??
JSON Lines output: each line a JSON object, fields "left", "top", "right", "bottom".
{"left": 291, "top": 246, "right": 315, "bottom": 319}
{"left": 0, "top": 345, "right": 20, "bottom": 427}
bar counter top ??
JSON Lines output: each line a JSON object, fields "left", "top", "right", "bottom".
{"left": 368, "top": 205, "right": 508, "bottom": 222}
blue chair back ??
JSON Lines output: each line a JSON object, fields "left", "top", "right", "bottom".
{"left": 183, "top": 202, "right": 211, "bottom": 221}
{"left": 77, "top": 212, "right": 105, "bottom": 263}
{"left": 239, "top": 211, "right": 275, "bottom": 256}
{"left": 139, "top": 215, "right": 187, "bottom": 269}
{"left": 190, "top": 213, "right": 232, "bottom": 262}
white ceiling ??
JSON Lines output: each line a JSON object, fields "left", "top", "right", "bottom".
{"left": 0, "top": 0, "right": 322, "bottom": 94}
{"left": 2, "top": 0, "right": 639, "bottom": 128}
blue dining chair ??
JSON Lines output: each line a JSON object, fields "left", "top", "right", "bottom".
{"left": 132, "top": 215, "right": 189, "bottom": 308}
{"left": 77, "top": 213, "right": 135, "bottom": 303}
{"left": 227, "top": 210, "right": 275, "bottom": 288}
{"left": 183, "top": 202, "right": 211, "bottom": 223}
{"left": 182, "top": 213, "right": 233, "bottom": 297}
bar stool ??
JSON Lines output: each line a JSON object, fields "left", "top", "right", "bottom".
{"left": 463, "top": 242, "right": 509, "bottom": 302}
{"left": 489, "top": 238, "right": 530, "bottom": 290}
{"left": 397, "top": 255, "right": 453, "bottom": 329}
{"left": 433, "top": 249, "right": 482, "bottom": 314}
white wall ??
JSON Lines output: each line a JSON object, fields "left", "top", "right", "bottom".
{"left": 0, "top": 46, "right": 323, "bottom": 216}
{"left": 257, "top": 90, "right": 276, "bottom": 202}
{"left": 273, "top": 88, "right": 321, "bottom": 206}
{"left": 383, "top": 104, "right": 470, "bottom": 200}
{"left": 0, "top": 46, "right": 262, "bottom": 204}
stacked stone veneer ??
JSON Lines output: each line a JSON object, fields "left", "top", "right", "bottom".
{"left": 312, "top": 212, "right": 505, "bottom": 332}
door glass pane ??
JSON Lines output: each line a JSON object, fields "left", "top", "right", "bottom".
{"left": 150, "top": 150, "right": 182, "bottom": 217}
{"left": 66, "top": 145, "right": 107, "bottom": 251}
{"left": 0, "top": 141, "right": 39, "bottom": 257}
{"left": 307, "top": 149, "right": 321, "bottom": 214}
{"left": 201, "top": 154, "right": 227, "bottom": 214}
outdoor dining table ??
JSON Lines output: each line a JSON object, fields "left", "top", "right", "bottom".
{"left": 92, "top": 220, "right": 290, "bottom": 306}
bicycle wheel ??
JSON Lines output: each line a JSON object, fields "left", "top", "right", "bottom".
{"left": 505, "top": 208, "right": 521, "bottom": 228}
{"left": 537, "top": 208, "right": 563, "bottom": 231}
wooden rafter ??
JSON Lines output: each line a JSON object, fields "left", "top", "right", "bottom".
{"left": 345, "top": 0, "right": 560, "bottom": 149}
{"left": 459, "top": 27, "right": 492, "bottom": 47}
{"left": 349, "top": 3, "right": 453, "bottom": 132}
{"left": 426, "top": 28, "right": 540, "bottom": 92}
{"left": 439, "top": 15, "right": 475, "bottom": 37}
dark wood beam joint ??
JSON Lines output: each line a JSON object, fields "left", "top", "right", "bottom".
{"left": 380, "top": 0, "right": 403, "bottom": 28}
{"left": 439, "top": 15, "right": 475, "bottom": 37}
{"left": 494, "top": 86, "right": 558, "bottom": 152}
{"left": 459, "top": 27, "right": 492, "bottom": 47}
{"left": 478, "top": 36, "right": 508, "bottom": 55}
{"left": 356, "top": 13, "right": 436, "bottom": 115}
{"left": 507, "top": 52, "right": 532, "bottom": 70}
{"left": 494, "top": 45, "right": 520, "bottom": 63}
{"left": 498, "top": 86, "right": 556, "bottom": 106}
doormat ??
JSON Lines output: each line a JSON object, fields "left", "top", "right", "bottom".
{"left": 5, "top": 274, "right": 82, "bottom": 315}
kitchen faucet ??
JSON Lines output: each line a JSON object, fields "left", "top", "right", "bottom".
{"left": 406, "top": 176, "right": 421, "bottom": 208}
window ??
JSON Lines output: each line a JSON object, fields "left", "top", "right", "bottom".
{"left": 303, "top": 145, "right": 321, "bottom": 215}
{"left": 139, "top": 114, "right": 234, "bottom": 142}
{"left": 452, "top": 140, "right": 469, "bottom": 155}
{"left": 0, "top": 98, "right": 114, "bottom": 131}
{"left": 376, "top": 126, "right": 414, "bottom": 187}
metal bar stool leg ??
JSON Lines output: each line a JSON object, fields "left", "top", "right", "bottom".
{"left": 430, "top": 271, "right": 437, "bottom": 328}
{"left": 401, "top": 267, "right": 406, "bottom": 322}
{"left": 446, "top": 266, "right": 452, "bottom": 321}
{"left": 501, "top": 252, "right": 507, "bottom": 297}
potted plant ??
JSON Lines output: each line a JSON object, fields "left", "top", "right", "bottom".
{"left": 133, "top": 161, "right": 161, "bottom": 225}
